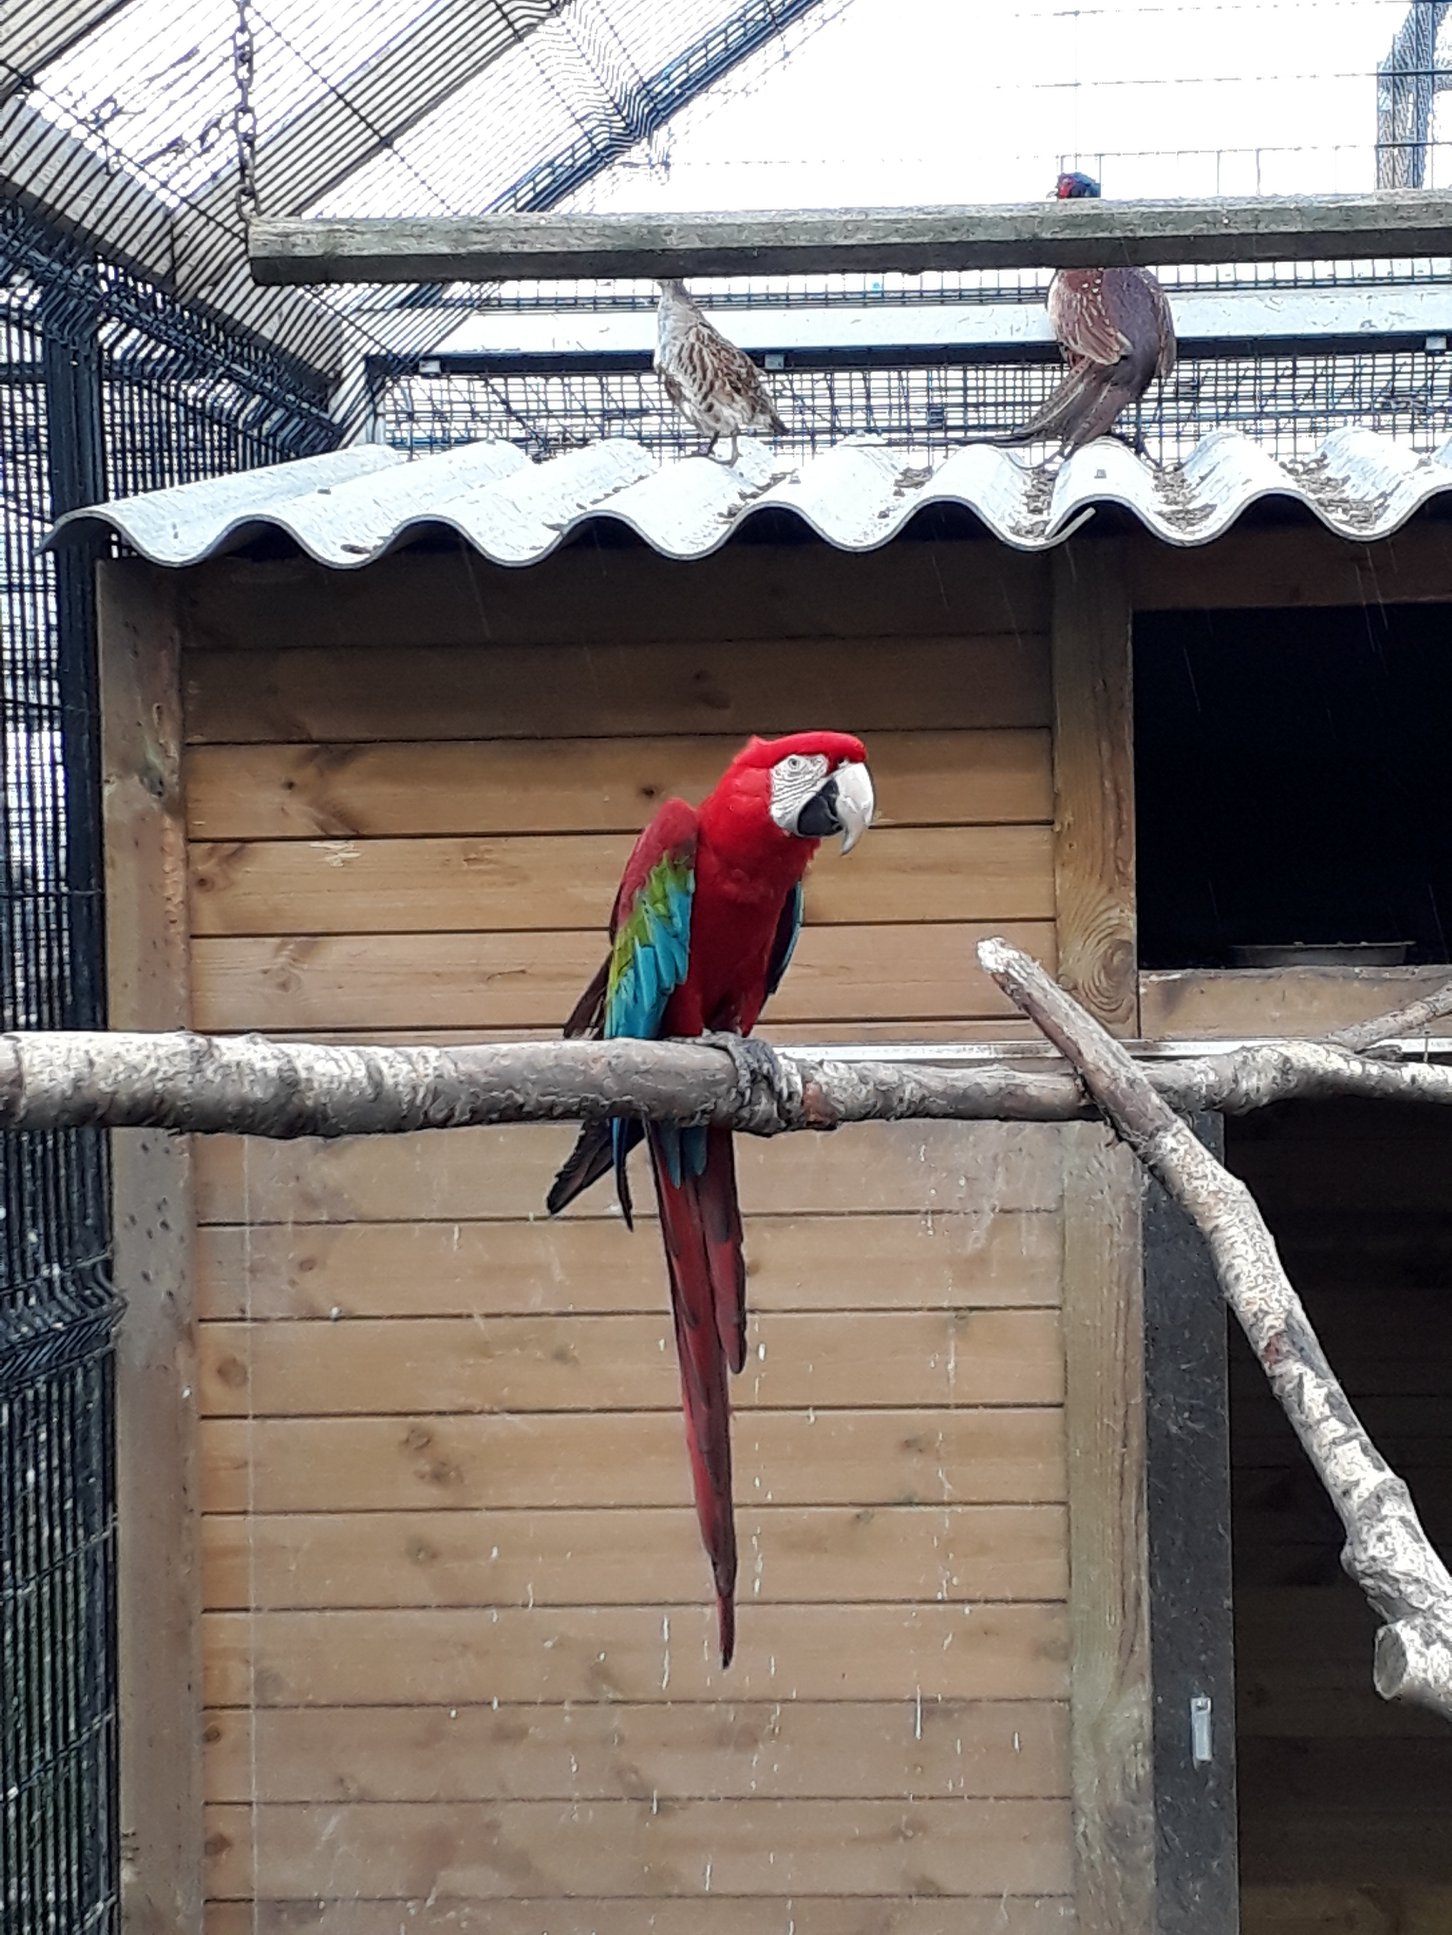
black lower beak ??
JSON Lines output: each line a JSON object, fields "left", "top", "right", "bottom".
{"left": 796, "top": 778, "right": 840, "bottom": 839}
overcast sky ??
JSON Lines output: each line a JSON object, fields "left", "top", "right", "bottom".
{"left": 35, "top": 0, "right": 1442, "bottom": 218}
{"left": 582, "top": 0, "right": 1438, "bottom": 210}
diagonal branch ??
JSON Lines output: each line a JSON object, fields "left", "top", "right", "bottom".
{"left": 979, "top": 935, "right": 1452, "bottom": 1724}
{"left": 1331, "top": 975, "right": 1452, "bottom": 1055}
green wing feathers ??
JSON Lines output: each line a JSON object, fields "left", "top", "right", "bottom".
{"left": 605, "top": 848, "right": 695, "bottom": 1040}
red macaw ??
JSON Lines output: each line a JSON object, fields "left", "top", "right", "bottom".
{"left": 546, "top": 731, "right": 875, "bottom": 1665}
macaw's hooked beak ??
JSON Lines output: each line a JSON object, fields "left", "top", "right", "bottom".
{"left": 833, "top": 759, "right": 874, "bottom": 853}
{"left": 794, "top": 759, "right": 874, "bottom": 851}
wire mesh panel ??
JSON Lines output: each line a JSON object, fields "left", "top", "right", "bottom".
{"left": 1, "top": 283, "right": 121, "bottom": 1935}
{"left": 405, "top": 254, "right": 1452, "bottom": 314}
{"left": 375, "top": 341, "right": 1452, "bottom": 465}
{"left": 0, "top": 202, "right": 336, "bottom": 1935}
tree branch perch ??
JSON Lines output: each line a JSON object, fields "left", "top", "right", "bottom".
{"left": 6, "top": 1023, "right": 1452, "bottom": 1139}
{"left": 979, "top": 935, "right": 1452, "bottom": 1724}
{"left": 6, "top": 950, "right": 1452, "bottom": 1718}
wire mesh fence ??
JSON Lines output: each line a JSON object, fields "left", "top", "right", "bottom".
{"left": 375, "top": 340, "right": 1452, "bottom": 465}
{"left": 406, "top": 253, "right": 1452, "bottom": 314}
{"left": 0, "top": 201, "right": 336, "bottom": 1935}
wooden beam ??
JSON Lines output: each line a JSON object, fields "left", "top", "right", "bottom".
{"left": 1061, "top": 1125, "right": 1155, "bottom": 1931}
{"left": 250, "top": 192, "right": 1452, "bottom": 285}
{"left": 1051, "top": 539, "right": 1137, "bottom": 1036}
{"left": 1129, "top": 524, "right": 1452, "bottom": 611}
{"left": 100, "top": 560, "right": 204, "bottom": 1935}
{"left": 1140, "top": 966, "right": 1452, "bottom": 1042}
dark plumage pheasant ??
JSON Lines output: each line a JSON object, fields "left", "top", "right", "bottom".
{"left": 655, "top": 278, "right": 786, "bottom": 465}
{"left": 983, "top": 171, "right": 1176, "bottom": 455}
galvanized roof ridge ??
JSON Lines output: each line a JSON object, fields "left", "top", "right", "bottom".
{"left": 46, "top": 424, "right": 1452, "bottom": 568}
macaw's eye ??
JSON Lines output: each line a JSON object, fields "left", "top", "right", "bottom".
{"left": 781, "top": 754, "right": 811, "bottom": 777}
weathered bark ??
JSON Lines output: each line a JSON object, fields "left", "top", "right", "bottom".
{"left": 0, "top": 1030, "right": 1090, "bottom": 1137}
{"left": 6, "top": 1024, "right": 1452, "bottom": 1139}
{"left": 979, "top": 936, "right": 1452, "bottom": 1724}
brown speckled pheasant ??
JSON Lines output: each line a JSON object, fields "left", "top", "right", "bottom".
{"left": 655, "top": 278, "right": 786, "bottom": 465}
{"left": 984, "top": 171, "right": 1176, "bottom": 455}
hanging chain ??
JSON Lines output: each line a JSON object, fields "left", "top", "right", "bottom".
{"left": 232, "top": 0, "right": 260, "bottom": 223}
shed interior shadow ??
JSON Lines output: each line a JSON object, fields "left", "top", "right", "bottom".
{"left": 1134, "top": 603, "right": 1452, "bottom": 970}
{"left": 1227, "top": 1100, "right": 1452, "bottom": 1928}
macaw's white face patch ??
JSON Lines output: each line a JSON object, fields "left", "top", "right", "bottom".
{"left": 768, "top": 751, "right": 831, "bottom": 834}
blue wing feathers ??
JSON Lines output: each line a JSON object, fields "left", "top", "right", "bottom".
{"left": 766, "top": 881, "right": 804, "bottom": 1000}
{"left": 605, "top": 847, "right": 696, "bottom": 1195}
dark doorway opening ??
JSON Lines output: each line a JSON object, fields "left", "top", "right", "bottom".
{"left": 1135, "top": 604, "right": 1452, "bottom": 971}
{"left": 1226, "top": 1100, "right": 1452, "bottom": 1931}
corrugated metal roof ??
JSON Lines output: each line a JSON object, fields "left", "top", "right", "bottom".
{"left": 46, "top": 426, "right": 1452, "bottom": 567}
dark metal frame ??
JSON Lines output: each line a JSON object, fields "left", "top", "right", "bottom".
{"left": 1143, "top": 1114, "right": 1240, "bottom": 1933}
{"left": 0, "top": 198, "right": 336, "bottom": 1935}
{"left": 1377, "top": 1, "right": 1452, "bottom": 189}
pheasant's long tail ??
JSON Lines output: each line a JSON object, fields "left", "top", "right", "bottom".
{"left": 971, "top": 364, "right": 1106, "bottom": 448}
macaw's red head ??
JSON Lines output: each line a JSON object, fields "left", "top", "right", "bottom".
{"left": 1055, "top": 170, "right": 1101, "bottom": 199}
{"left": 720, "top": 730, "right": 875, "bottom": 854}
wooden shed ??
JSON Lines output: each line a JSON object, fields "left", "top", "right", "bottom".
{"left": 70, "top": 430, "right": 1452, "bottom": 1935}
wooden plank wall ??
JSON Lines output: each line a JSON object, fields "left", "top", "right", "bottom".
{"left": 169, "top": 541, "right": 1077, "bottom": 1933}
{"left": 1231, "top": 1100, "right": 1452, "bottom": 1935}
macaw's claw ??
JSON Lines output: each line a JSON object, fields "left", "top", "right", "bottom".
{"left": 701, "top": 1031, "right": 798, "bottom": 1124}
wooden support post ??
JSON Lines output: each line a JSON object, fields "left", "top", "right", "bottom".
{"left": 1052, "top": 539, "right": 1137, "bottom": 1036}
{"left": 1062, "top": 1124, "right": 1155, "bottom": 1930}
{"left": 1063, "top": 1122, "right": 1239, "bottom": 1935}
{"left": 1143, "top": 1114, "right": 1239, "bottom": 1934}
{"left": 1055, "top": 539, "right": 1154, "bottom": 1927}
{"left": 248, "top": 192, "right": 1452, "bottom": 285}
{"left": 100, "top": 560, "right": 203, "bottom": 1935}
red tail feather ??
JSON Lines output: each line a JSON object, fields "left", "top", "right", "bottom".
{"left": 649, "top": 1126, "right": 745, "bottom": 1667}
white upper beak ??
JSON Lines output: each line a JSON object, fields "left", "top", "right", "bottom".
{"left": 834, "top": 760, "right": 875, "bottom": 855}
